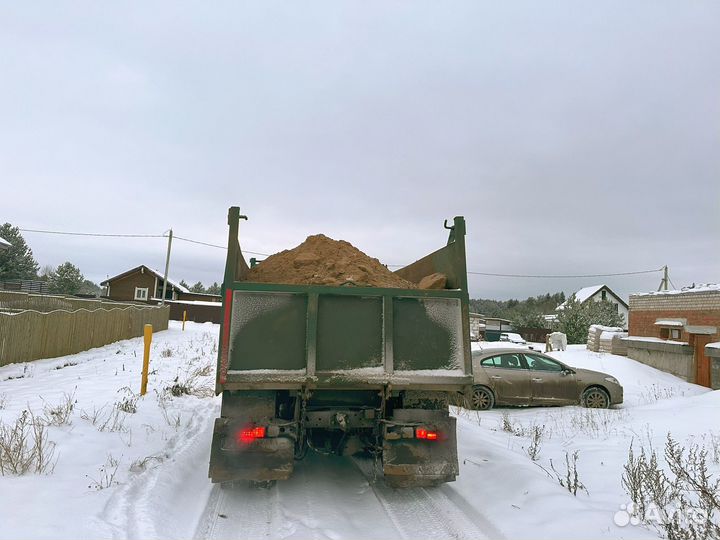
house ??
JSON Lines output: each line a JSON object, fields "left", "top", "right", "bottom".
{"left": 469, "top": 312, "right": 485, "bottom": 341}
{"left": 484, "top": 317, "right": 514, "bottom": 341}
{"left": 556, "top": 284, "right": 629, "bottom": 325}
{"left": 0, "top": 236, "right": 10, "bottom": 251}
{"left": 101, "top": 265, "right": 190, "bottom": 302}
{"left": 624, "top": 283, "right": 720, "bottom": 389}
{"left": 101, "top": 265, "right": 223, "bottom": 323}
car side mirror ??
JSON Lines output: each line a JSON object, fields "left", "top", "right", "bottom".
{"left": 561, "top": 368, "right": 574, "bottom": 376}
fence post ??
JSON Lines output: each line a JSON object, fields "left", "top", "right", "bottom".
{"left": 182, "top": 310, "right": 187, "bottom": 331}
{"left": 141, "top": 324, "right": 153, "bottom": 395}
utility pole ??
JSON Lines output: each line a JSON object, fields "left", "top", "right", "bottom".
{"left": 657, "top": 265, "right": 669, "bottom": 291}
{"left": 161, "top": 229, "right": 173, "bottom": 305}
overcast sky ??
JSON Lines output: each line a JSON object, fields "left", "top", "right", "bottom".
{"left": 1, "top": 2, "right": 718, "bottom": 301}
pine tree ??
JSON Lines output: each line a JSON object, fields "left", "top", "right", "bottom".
{"left": 190, "top": 281, "right": 206, "bottom": 293}
{"left": 206, "top": 282, "right": 221, "bottom": 295}
{"left": 557, "top": 297, "right": 626, "bottom": 344}
{"left": 49, "top": 262, "right": 85, "bottom": 295}
{"left": 79, "top": 279, "right": 101, "bottom": 296}
{"left": 556, "top": 297, "right": 589, "bottom": 344}
{"left": 0, "top": 223, "right": 40, "bottom": 281}
{"left": 38, "top": 264, "right": 54, "bottom": 281}
{"left": 179, "top": 280, "right": 190, "bottom": 290}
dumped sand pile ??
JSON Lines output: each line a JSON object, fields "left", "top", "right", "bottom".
{"left": 244, "top": 234, "right": 418, "bottom": 289}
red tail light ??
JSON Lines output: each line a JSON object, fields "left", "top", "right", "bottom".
{"left": 237, "top": 426, "right": 266, "bottom": 444}
{"left": 415, "top": 427, "right": 438, "bottom": 441}
{"left": 219, "top": 289, "right": 233, "bottom": 384}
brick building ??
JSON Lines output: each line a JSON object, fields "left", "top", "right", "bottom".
{"left": 625, "top": 284, "right": 720, "bottom": 389}
{"left": 628, "top": 284, "right": 720, "bottom": 342}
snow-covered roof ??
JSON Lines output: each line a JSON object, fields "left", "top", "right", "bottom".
{"left": 557, "top": 284, "right": 627, "bottom": 310}
{"left": 633, "top": 283, "right": 720, "bottom": 297}
{"left": 573, "top": 285, "right": 605, "bottom": 303}
{"left": 654, "top": 319, "right": 685, "bottom": 327}
{"left": 146, "top": 267, "right": 189, "bottom": 293}
{"left": 0, "top": 236, "right": 10, "bottom": 250}
{"left": 101, "top": 265, "right": 190, "bottom": 293}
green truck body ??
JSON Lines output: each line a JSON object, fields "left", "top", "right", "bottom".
{"left": 209, "top": 207, "right": 472, "bottom": 487}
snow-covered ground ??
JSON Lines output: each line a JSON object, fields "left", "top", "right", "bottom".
{"left": 0, "top": 324, "right": 718, "bottom": 539}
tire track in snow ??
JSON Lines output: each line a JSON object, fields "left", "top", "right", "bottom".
{"left": 353, "top": 457, "right": 498, "bottom": 540}
{"left": 98, "top": 400, "right": 217, "bottom": 539}
{"left": 195, "top": 482, "right": 281, "bottom": 540}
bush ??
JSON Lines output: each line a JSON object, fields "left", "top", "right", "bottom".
{"left": 0, "top": 410, "right": 56, "bottom": 475}
{"left": 622, "top": 434, "right": 720, "bottom": 539}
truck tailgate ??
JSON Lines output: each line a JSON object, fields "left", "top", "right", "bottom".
{"left": 219, "top": 287, "right": 472, "bottom": 389}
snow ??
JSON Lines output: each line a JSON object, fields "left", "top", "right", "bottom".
{"left": 556, "top": 285, "right": 605, "bottom": 309}
{"left": 633, "top": 283, "right": 720, "bottom": 296}
{"left": 707, "top": 342, "right": 720, "bottom": 350}
{"left": 590, "top": 324, "right": 624, "bottom": 332}
{"left": 162, "top": 299, "right": 222, "bottom": 306}
{"left": 622, "top": 336, "right": 688, "bottom": 345}
{"left": 1, "top": 328, "right": 718, "bottom": 540}
{"left": 147, "top": 267, "right": 190, "bottom": 293}
{"left": 654, "top": 319, "right": 684, "bottom": 327}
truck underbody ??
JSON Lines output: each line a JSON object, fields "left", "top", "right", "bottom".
{"left": 209, "top": 387, "right": 461, "bottom": 488}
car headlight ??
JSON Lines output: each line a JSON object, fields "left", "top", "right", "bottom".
{"left": 604, "top": 376, "right": 619, "bottom": 385}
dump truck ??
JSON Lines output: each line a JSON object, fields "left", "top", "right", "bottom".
{"left": 209, "top": 207, "right": 473, "bottom": 487}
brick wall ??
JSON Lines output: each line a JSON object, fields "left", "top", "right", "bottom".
{"left": 628, "top": 290, "right": 720, "bottom": 342}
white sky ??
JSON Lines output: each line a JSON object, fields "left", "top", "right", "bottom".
{"left": 1, "top": 1, "right": 718, "bottom": 301}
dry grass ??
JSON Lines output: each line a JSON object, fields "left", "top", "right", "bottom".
{"left": 86, "top": 454, "right": 120, "bottom": 490}
{"left": 41, "top": 390, "right": 76, "bottom": 426}
{"left": 0, "top": 409, "right": 56, "bottom": 475}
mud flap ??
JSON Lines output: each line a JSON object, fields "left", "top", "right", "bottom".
{"left": 209, "top": 418, "right": 294, "bottom": 483}
{"left": 382, "top": 410, "right": 458, "bottom": 488}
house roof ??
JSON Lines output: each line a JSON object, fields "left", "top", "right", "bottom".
{"left": 100, "top": 265, "right": 190, "bottom": 293}
{"left": 0, "top": 236, "right": 10, "bottom": 251}
{"left": 557, "top": 284, "right": 628, "bottom": 310}
{"left": 633, "top": 283, "right": 720, "bottom": 297}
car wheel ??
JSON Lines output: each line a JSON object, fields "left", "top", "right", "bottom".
{"left": 470, "top": 386, "right": 495, "bottom": 410}
{"left": 581, "top": 387, "right": 610, "bottom": 408}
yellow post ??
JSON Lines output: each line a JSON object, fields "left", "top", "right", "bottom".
{"left": 141, "top": 324, "right": 153, "bottom": 395}
{"left": 182, "top": 310, "right": 187, "bottom": 331}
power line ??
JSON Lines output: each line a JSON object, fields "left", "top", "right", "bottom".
{"left": 172, "top": 235, "right": 270, "bottom": 257}
{"left": 18, "top": 227, "right": 664, "bottom": 279}
{"left": 20, "top": 228, "right": 165, "bottom": 238}
{"left": 466, "top": 268, "right": 663, "bottom": 279}
{"left": 172, "top": 235, "right": 226, "bottom": 249}
{"left": 20, "top": 227, "right": 271, "bottom": 257}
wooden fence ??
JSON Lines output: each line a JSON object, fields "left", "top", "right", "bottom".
{"left": 0, "top": 291, "right": 169, "bottom": 366}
